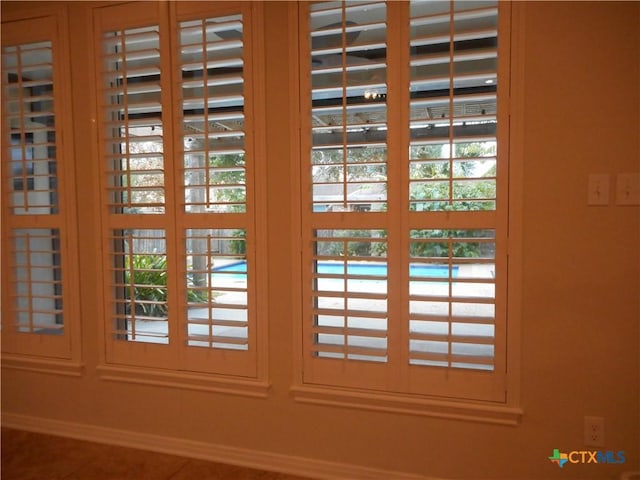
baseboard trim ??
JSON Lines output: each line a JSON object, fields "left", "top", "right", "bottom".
{"left": 1, "top": 412, "right": 443, "bottom": 480}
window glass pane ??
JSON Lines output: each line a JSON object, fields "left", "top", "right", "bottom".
{"left": 180, "top": 15, "right": 247, "bottom": 213}
{"left": 409, "top": 0, "right": 498, "bottom": 211}
{"left": 310, "top": 2, "right": 387, "bottom": 212}
{"left": 185, "top": 228, "right": 249, "bottom": 350}
{"left": 312, "top": 229, "right": 388, "bottom": 362}
{"left": 10, "top": 228, "right": 63, "bottom": 334}
{"left": 102, "top": 26, "right": 165, "bottom": 214}
{"left": 409, "top": 228, "right": 495, "bottom": 370}
{"left": 2, "top": 41, "right": 58, "bottom": 215}
{"left": 109, "top": 229, "right": 168, "bottom": 344}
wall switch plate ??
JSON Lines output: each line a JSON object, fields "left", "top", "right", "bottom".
{"left": 616, "top": 173, "right": 640, "bottom": 205}
{"left": 588, "top": 174, "right": 610, "bottom": 206}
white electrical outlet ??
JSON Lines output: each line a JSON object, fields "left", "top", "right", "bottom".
{"left": 584, "top": 416, "right": 605, "bottom": 447}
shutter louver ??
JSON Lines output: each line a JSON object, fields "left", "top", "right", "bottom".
{"left": 408, "top": 229, "right": 496, "bottom": 370}
{"left": 312, "top": 229, "right": 388, "bottom": 362}
{"left": 310, "top": 1, "right": 387, "bottom": 213}
{"left": 3, "top": 41, "right": 58, "bottom": 215}
{"left": 102, "top": 25, "right": 164, "bottom": 215}
{"left": 10, "top": 228, "right": 63, "bottom": 334}
{"left": 109, "top": 229, "right": 168, "bottom": 344}
{"left": 409, "top": 1, "right": 498, "bottom": 212}
{"left": 180, "top": 15, "right": 246, "bottom": 214}
{"left": 185, "top": 229, "right": 249, "bottom": 351}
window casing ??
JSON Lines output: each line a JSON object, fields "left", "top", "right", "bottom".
{"left": 2, "top": 1, "right": 518, "bottom": 414}
{"left": 299, "top": 0, "right": 510, "bottom": 403}
{"left": 1, "top": 10, "right": 81, "bottom": 366}
{"left": 94, "top": 2, "right": 265, "bottom": 381}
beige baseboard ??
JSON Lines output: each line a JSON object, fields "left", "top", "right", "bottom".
{"left": 2, "top": 412, "right": 440, "bottom": 480}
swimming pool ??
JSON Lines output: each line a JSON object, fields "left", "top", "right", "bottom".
{"left": 212, "top": 261, "right": 458, "bottom": 278}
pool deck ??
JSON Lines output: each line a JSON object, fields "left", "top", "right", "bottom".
{"left": 126, "top": 262, "right": 496, "bottom": 361}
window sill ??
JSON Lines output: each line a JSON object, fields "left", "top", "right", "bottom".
{"left": 291, "top": 384, "right": 523, "bottom": 426}
{"left": 97, "top": 364, "right": 271, "bottom": 398}
{"left": 1, "top": 354, "right": 85, "bottom": 377}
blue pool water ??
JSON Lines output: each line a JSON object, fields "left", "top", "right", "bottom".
{"left": 213, "top": 261, "right": 457, "bottom": 278}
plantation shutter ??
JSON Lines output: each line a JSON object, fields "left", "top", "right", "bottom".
{"left": 96, "top": 2, "right": 261, "bottom": 377}
{"left": 176, "top": 2, "right": 258, "bottom": 377}
{"left": 301, "top": 1, "right": 508, "bottom": 401}
{"left": 1, "top": 13, "right": 79, "bottom": 360}
{"left": 95, "top": 3, "right": 175, "bottom": 369}
{"left": 302, "top": 1, "right": 392, "bottom": 391}
{"left": 406, "top": 1, "right": 506, "bottom": 400}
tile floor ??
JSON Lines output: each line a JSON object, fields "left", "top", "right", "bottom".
{"left": 1, "top": 428, "right": 312, "bottom": 480}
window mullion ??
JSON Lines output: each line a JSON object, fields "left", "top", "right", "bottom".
{"left": 385, "top": 1, "right": 410, "bottom": 390}
{"left": 493, "top": 0, "right": 512, "bottom": 378}
{"left": 159, "top": 1, "right": 181, "bottom": 363}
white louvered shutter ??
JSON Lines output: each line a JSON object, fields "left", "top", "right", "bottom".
{"left": 406, "top": 0, "right": 506, "bottom": 400}
{"left": 96, "top": 3, "right": 175, "bottom": 368}
{"left": 95, "top": 2, "right": 260, "bottom": 377}
{"left": 301, "top": 0, "right": 508, "bottom": 401}
{"left": 303, "top": 1, "right": 392, "bottom": 391}
{"left": 1, "top": 13, "right": 79, "bottom": 360}
{"left": 177, "top": 4, "right": 257, "bottom": 377}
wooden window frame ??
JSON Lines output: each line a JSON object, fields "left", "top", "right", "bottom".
{"left": 1, "top": 5, "right": 83, "bottom": 376}
{"left": 92, "top": 1, "right": 268, "bottom": 395}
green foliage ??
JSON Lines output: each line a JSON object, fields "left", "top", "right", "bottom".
{"left": 409, "top": 142, "right": 495, "bottom": 257}
{"left": 124, "top": 254, "right": 168, "bottom": 317}
{"left": 229, "top": 229, "right": 246, "bottom": 255}
{"left": 410, "top": 180, "right": 496, "bottom": 212}
{"left": 312, "top": 147, "right": 387, "bottom": 183}
{"left": 124, "top": 254, "right": 207, "bottom": 317}
{"left": 209, "top": 154, "right": 246, "bottom": 212}
{"left": 322, "top": 230, "right": 386, "bottom": 258}
{"left": 409, "top": 230, "right": 483, "bottom": 258}
{"left": 311, "top": 143, "right": 496, "bottom": 259}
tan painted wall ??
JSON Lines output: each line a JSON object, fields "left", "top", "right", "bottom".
{"left": 2, "top": 2, "right": 638, "bottom": 479}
